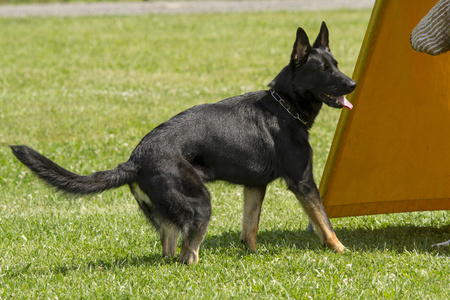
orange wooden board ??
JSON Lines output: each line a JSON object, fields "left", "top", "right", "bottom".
{"left": 320, "top": 0, "right": 450, "bottom": 218}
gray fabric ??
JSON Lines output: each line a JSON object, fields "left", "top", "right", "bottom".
{"left": 411, "top": 0, "right": 450, "bottom": 55}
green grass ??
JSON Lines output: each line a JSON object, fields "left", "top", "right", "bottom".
{"left": 1, "top": 0, "right": 240, "bottom": 5}
{"left": 0, "top": 0, "right": 159, "bottom": 5}
{"left": 0, "top": 10, "right": 448, "bottom": 299}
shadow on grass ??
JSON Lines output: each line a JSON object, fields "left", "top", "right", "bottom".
{"left": 103, "top": 224, "right": 449, "bottom": 269}
{"left": 81, "top": 252, "right": 179, "bottom": 271}
{"left": 4, "top": 253, "right": 173, "bottom": 280}
{"left": 5, "top": 224, "right": 448, "bottom": 279}
{"left": 335, "top": 224, "right": 450, "bottom": 253}
{"left": 201, "top": 224, "right": 450, "bottom": 255}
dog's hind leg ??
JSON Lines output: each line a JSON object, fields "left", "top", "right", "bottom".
{"left": 240, "top": 185, "right": 266, "bottom": 252}
{"left": 160, "top": 224, "right": 179, "bottom": 257}
{"left": 179, "top": 192, "right": 211, "bottom": 265}
{"left": 175, "top": 164, "right": 212, "bottom": 265}
{"left": 133, "top": 158, "right": 213, "bottom": 264}
{"left": 130, "top": 182, "right": 179, "bottom": 257}
{"left": 179, "top": 219, "right": 210, "bottom": 265}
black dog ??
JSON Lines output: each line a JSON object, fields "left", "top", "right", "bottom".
{"left": 11, "top": 22, "right": 356, "bottom": 264}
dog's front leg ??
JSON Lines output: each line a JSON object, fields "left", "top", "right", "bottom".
{"left": 240, "top": 185, "right": 267, "bottom": 252}
{"left": 292, "top": 180, "right": 346, "bottom": 253}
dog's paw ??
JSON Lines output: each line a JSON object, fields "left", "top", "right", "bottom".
{"left": 240, "top": 234, "right": 258, "bottom": 253}
{"left": 334, "top": 244, "right": 348, "bottom": 253}
{"left": 324, "top": 237, "right": 347, "bottom": 253}
{"left": 179, "top": 247, "right": 199, "bottom": 265}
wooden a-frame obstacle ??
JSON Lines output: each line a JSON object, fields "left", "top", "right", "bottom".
{"left": 319, "top": 0, "right": 450, "bottom": 218}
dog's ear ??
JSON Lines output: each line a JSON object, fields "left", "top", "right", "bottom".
{"left": 291, "top": 27, "right": 311, "bottom": 67}
{"left": 313, "top": 21, "right": 330, "bottom": 50}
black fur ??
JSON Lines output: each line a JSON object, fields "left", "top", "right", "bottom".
{"left": 11, "top": 22, "right": 356, "bottom": 264}
{"left": 10, "top": 145, "right": 137, "bottom": 195}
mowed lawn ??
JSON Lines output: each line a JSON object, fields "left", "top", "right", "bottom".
{"left": 0, "top": 9, "right": 449, "bottom": 299}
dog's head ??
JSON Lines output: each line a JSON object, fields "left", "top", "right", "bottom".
{"left": 290, "top": 22, "right": 356, "bottom": 109}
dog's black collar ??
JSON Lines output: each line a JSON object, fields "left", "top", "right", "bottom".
{"left": 269, "top": 89, "right": 307, "bottom": 125}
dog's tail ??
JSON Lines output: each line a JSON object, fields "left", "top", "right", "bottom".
{"left": 10, "top": 145, "right": 138, "bottom": 196}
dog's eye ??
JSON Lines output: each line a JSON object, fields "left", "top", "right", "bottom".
{"left": 321, "top": 65, "right": 329, "bottom": 71}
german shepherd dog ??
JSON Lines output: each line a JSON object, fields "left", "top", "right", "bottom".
{"left": 11, "top": 22, "right": 356, "bottom": 265}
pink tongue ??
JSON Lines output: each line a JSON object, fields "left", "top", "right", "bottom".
{"left": 337, "top": 96, "right": 353, "bottom": 110}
